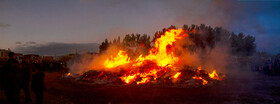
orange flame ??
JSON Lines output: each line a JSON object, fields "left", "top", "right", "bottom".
{"left": 99, "top": 29, "right": 224, "bottom": 85}
{"left": 137, "top": 29, "right": 186, "bottom": 67}
{"left": 104, "top": 50, "right": 130, "bottom": 68}
{"left": 137, "top": 78, "right": 150, "bottom": 84}
{"left": 104, "top": 29, "right": 186, "bottom": 68}
{"left": 209, "top": 70, "right": 224, "bottom": 80}
{"left": 121, "top": 74, "right": 136, "bottom": 84}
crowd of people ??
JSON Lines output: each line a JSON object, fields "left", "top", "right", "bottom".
{"left": 0, "top": 52, "right": 45, "bottom": 104}
{"left": 248, "top": 53, "right": 280, "bottom": 76}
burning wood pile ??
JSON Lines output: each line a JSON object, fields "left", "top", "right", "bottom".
{"left": 66, "top": 29, "right": 225, "bottom": 86}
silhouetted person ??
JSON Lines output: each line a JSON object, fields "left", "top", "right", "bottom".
{"left": 31, "top": 67, "right": 45, "bottom": 104}
{"left": 22, "top": 57, "right": 33, "bottom": 103}
{"left": 0, "top": 63, "right": 3, "bottom": 91}
{"left": 1, "top": 52, "right": 21, "bottom": 104}
{"left": 0, "top": 62, "right": 4, "bottom": 90}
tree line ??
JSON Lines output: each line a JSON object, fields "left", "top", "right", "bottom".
{"left": 99, "top": 24, "right": 256, "bottom": 57}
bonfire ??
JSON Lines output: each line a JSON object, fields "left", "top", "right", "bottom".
{"left": 67, "top": 29, "right": 225, "bottom": 86}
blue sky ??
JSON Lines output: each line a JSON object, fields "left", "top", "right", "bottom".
{"left": 0, "top": 0, "right": 280, "bottom": 54}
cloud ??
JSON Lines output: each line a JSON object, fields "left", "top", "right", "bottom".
{"left": 15, "top": 42, "right": 22, "bottom": 44}
{"left": 14, "top": 42, "right": 100, "bottom": 56}
{"left": 26, "top": 41, "right": 36, "bottom": 44}
{"left": 0, "top": 22, "right": 11, "bottom": 28}
{"left": 16, "top": 41, "right": 39, "bottom": 48}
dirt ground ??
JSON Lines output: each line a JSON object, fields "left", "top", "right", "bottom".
{"left": 1, "top": 72, "right": 280, "bottom": 104}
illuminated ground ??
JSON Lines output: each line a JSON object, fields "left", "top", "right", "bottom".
{"left": 0, "top": 72, "right": 280, "bottom": 104}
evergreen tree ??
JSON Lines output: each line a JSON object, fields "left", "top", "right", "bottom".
{"left": 99, "top": 39, "right": 109, "bottom": 53}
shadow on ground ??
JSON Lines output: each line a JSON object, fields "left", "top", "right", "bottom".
{"left": 1, "top": 72, "right": 280, "bottom": 104}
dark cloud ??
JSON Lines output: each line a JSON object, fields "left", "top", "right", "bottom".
{"left": 15, "top": 42, "right": 22, "bottom": 44}
{"left": 26, "top": 41, "right": 36, "bottom": 44}
{"left": 0, "top": 22, "right": 11, "bottom": 28}
{"left": 16, "top": 41, "right": 39, "bottom": 47}
{"left": 14, "top": 42, "right": 99, "bottom": 56}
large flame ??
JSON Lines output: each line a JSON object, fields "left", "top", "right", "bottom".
{"left": 134, "top": 29, "right": 186, "bottom": 67}
{"left": 144, "top": 29, "right": 186, "bottom": 66}
{"left": 104, "top": 50, "right": 130, "bottom": 68}
{"left": 93, "top": 29, "right": 224, "bottom": 85}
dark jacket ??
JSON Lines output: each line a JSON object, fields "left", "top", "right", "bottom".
{"left": 1, "top": 59, "right": 21, "bottom": 89}
{"left": 22, "top": 61, "right": 33, "bottom": 86}
{"left": 31, "top": 72, "right": 45, "bottom": 92}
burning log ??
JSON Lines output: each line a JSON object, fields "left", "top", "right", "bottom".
{"left": 73, "top": 65, "right": 224, "bottom": 87}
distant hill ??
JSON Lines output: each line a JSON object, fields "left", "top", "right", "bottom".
{"left": 14, "top": 42, "right": 99, "bottom": 56}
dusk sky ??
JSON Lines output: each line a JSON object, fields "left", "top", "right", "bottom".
{"left": 1, "top": 0, "right": 280, "bottom": 55}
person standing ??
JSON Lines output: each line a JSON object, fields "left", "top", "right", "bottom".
{"left": 1, "top": 52, "right": 22, "bottom": 104}
{"left": 22, "top": 56, "right": 33, "bottom": 103}
{"left": 31, "top": 67, "right": 45, "bottom": 104}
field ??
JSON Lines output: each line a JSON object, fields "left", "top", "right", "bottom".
{"left": 1, "top": 72, "right": 280, "bottom": 104}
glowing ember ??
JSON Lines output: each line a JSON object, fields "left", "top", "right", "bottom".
{"left": 209, "top": 70, "right": 219, "bottom": 80}
{"left": 173, "top": 72, "right": 181, "bottom": 79}
{"left": 121, "top": 74, "right": 136, "bottom": 84}
{"left": 209, "top": 70, "right": 225, "bottom": 80}
{"left": 192, "top": 76, "right": 208, "bottom": 85}
{"left": 137, "top": 78, "right": 150, "bottom": 85}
